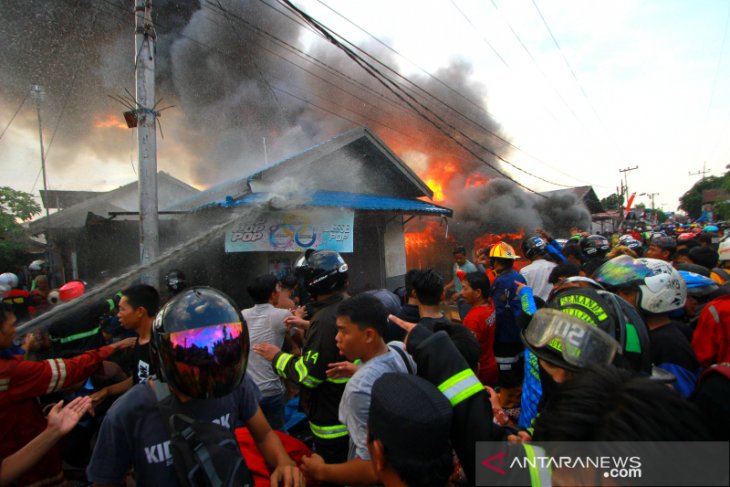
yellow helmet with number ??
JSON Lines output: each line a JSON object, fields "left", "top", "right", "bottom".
{"left": 488, "top": 241, "right": 520, "bottom": 260}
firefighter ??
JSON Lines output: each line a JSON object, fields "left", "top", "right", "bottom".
{"left": 253, "top": 249, "right": 351, "bottom": 466}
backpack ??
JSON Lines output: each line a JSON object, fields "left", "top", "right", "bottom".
{"left": 155, "top": 382, "right": 253, "bottom": 487}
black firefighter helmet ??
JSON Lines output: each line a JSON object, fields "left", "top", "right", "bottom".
{"left": 294, "top": 249, "right": 348, "bottom": 297}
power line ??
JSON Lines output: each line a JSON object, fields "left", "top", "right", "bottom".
{"left": 313, "top": 0, "right": 605, "bottom": 188}
{"left": 99, "top": 0, "right": 580, "bottom": 191}
{"left": 702, "top": 0, "right": 730, "bottom": 163}
{"left": 277, "top": 0, "right": 571, "bottom": 194}
{"left": 529, "top": 0, "right": 609, "bottom": 131}
{"left": 488, "top": 0, "right": 585, "bottom": 126}
{"left": 0, "top": 92, "right": 29, "bottom": 142}
{"left": 318, "top": 0, "right": 507, "bottom": 115}
{"left": 448, "top": 0, "right": 510, "bottom": 69}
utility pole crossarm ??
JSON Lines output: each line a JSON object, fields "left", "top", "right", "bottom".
{"left": 689, "top": 161, "right": 710, "bottom": 181}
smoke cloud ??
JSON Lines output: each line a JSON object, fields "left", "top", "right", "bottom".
{"left": 1, "top": 0, "right": 591, "bottom": 239}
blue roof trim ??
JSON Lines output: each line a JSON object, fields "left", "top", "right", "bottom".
{"left": 202, "top": 191, "right": 452, "bottom": 216}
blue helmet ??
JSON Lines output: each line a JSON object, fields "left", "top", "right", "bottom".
{"left": 678, "top": 270, "right": 718, "bottom": 298}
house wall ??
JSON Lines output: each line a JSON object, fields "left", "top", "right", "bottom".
{"left": 384, "top": 216, "right": 407, "bottom": 290}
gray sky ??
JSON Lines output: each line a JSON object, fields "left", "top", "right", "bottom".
{"left": 2, "top": 0, "right": 729, "bottom": 213}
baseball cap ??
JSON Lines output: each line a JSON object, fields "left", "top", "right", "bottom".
{"left": 369, "top": 373, "right": 452, "bottom": 458}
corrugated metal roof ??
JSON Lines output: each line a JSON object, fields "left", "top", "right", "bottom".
{"left": 202, "top": 190, "right": 453, "bottom": 216}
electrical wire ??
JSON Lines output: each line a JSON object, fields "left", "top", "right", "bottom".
{"left": 488, "top": 0, "right": 584, "bottom": 125}
{"left": 311, "top": 0, "right": 604, "bottom": 188}
{"left": 277, "top": 0, "right": 576, "bottom": 193}
{"left": 98, "top": 0, "right": 580, "bottom": 192}
{"left": 0, "top": 92, "right": 29, "bottom": 142}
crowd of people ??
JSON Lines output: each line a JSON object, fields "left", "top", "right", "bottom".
{"left": 0, "top": 223, "right": 728, "bottom": 486}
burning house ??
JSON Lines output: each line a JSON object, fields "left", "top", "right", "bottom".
{"left": 29, "top": 127, "right": 452, "bottom": 306}
{"left": 168, "top": 127, "right": 452, "bottom": 306}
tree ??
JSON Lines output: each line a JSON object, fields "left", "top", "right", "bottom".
{"left": 600, "top": 193, "right": 622, "bottom": 211}
{"left": 712, "top": 169, "right": 730, "bottom": 221}
{"left": 678, "top": 175, "right": 728, "bottom": 220}
{"left": 0, "top": 187, "right": 42, "bottom": 271}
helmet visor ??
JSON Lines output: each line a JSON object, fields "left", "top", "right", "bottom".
{"left": 524, "top": 308, "right": 620, "bottom": 369}
{"left": 592, "top": 255, "right": 653, "bottom": 288}
{"left": 160, "top": 322, "right": 246, "bottom": 398}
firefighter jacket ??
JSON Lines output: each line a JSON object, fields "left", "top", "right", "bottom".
{"left": 272, "top": 293, "right": 348, "bottom": 440}
{"left": 407, "top": 324, "right": 506, "bottom": 487}
{"left": 0, "top": 344, "right": 117, "bottom": 486}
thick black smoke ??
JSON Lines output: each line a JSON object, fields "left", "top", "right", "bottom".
{"left": 443, "top": 178, "right": 591, "bottom": 245}
{"left": 0, "top": 0, "right": 508, "bottom": 185}
{"left": 1, "top": 0, "right": 589, "bottom": 239}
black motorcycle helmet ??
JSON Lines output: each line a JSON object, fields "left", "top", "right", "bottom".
{"left": 165, "top": 269, "right": 187, "bottom": 294}
{"left": 580, "top": 235, "right": 610, "bottom": 260}
{"left": 522, "top": 235, "right": 548, "bottom": 260}
{"left": 294, "top": 249, "right": 348, "bottom": 297}
{"left": 151, "top": 287, "right": 249, "bottom": 399}
{"left": 525, "top": 287, "right": 654, "bottom": 378}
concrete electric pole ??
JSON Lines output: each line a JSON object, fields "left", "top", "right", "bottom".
{"left": 135, "top": 0, "right": 159, "bottom": 285}
{"left": 31, "top": 84, "right": 55, "bottom": 287}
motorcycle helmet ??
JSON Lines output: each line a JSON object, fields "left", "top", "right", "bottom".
{"left": 165, "top": 269, "right": 187, "bottom": 294}
{"left": 580, "top": 235, "right": 610, "bottom": 259}
{"left": 618, "top": 234, "right": 643, "bottom": 254}
{"left": 648, "top": 233, "right": 676, "bottom": 251}
{"left": 524, "top": 286, "right": 655, "bottom": 377}
{"left": 678, "top": 270, "right": 719, "bottom": 298}
{"left": 677, "top": 232, "right": 696, "bottom": 242}
{"left": 0, "top": 273, "right": 19, "bottom": 289}
{"left": 151, "top": 287, "right": 249, "bottom": 399}
{"left": 593, "top": 255, "right": 686, "bottom": 314}
{"left": 29, "top": 259, "right": 47, "bottom": 272}
{"left": 718, "top": 236, "right": 730, "bottom": 262}
{"left": 521, "top": 236, "right": 548, "bottom": 260}
{"left": 636, "top": 258, "right": 687, "bottom": 313}
{"left": 294, "top": 249, "right": 348, "bottom": 296}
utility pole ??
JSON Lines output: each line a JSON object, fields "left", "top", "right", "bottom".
{"left": 619, "top": 166, "right": 639, "bottom": 197}
{"left": 135, "top": 0, "right": 159, "bottom": 285}
{"left": 618, "top": 166, "right": 638, "bottom": 231}
{"left": 689, "top": 161, "right": 710, "bottom": 180}
{"left": 31, "top": 84, "right": 55, "bottom": 287}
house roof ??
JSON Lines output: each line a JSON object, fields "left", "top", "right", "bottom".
{"left": 539, "top": 185, "right": 604, "bottom": 214}
{"left": 40, "top": 190, "right": 104, "bottom": 209}
{"left": 204, "top": 190, "right": 453, "bottom": 217}
{"left": 28, "top": 172, "right": 199, "bottom": 234}
{"left": 702, "top": 188, "right": 730, "bottom": 204}
{"left": 169, "top": 127, "right": 434, "bottom": 211}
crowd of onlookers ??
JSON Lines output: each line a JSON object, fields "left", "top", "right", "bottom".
{"left": 1, "top": 222, "right": 729, "bottom": 486}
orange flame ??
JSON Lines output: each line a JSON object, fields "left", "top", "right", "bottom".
{"left": 473, "top": 232, "right": 525, "bottom": 252}
{"left": 465, "top": 172, "right": 489, "bottom": 188}
{"left": 94, "top": 114, "right": 128, "bottom": 129}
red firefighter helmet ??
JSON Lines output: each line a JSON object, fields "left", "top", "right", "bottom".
{"left": 59, "top": 280, "right": 86, "bottom": 302}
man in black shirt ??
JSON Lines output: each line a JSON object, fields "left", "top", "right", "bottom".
{"left": 90, "top": 284, "right": 160, "bottom": 408}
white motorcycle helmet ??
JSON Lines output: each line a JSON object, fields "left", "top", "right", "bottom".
{"left": 718, "top": 236, "right": 730, "bottom": 263}
{"left": 0, "top": 273, "right": 19, "bottom": 289}
{"left": 636, "top": 258, "right": 687, "bottom": 313}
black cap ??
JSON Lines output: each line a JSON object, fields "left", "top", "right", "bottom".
{"left": 369, "top": 373, "right": 452, "bottom": 458}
